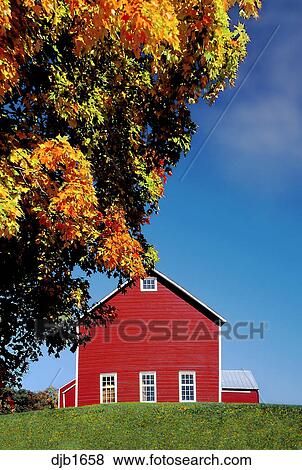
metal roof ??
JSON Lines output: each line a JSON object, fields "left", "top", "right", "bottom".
{"left": 221, "top": 370, "right": 259, "bottom": 390}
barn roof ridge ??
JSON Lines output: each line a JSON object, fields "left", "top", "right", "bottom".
{"left": 90, "top": 268, "right": 227, "bottom": 325}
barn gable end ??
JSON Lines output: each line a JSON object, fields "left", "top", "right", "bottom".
{"left": 76, "top": 270, "right": 224, "bottom": 406}
{"left": 59, "top": 270, "right": 260, "bottom": 408}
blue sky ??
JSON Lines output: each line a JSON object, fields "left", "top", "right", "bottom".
{"left": 23, "top": 0, "right": 302, "bottom": 405}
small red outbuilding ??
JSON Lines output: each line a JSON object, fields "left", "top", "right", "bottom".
{"left": 58, "top": 379, "right": 76, "bottom": 409}
{"left": 221, "top": 370, "right": 259, "bottom": 403}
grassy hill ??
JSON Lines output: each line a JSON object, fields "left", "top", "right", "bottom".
{"left": 0, "top": 403, "right": 301, "bottom": 450}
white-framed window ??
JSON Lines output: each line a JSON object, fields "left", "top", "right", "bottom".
{"left": 100, "top": 373, "right": 117, "bottom": 403}
{"left": 179, "top": 371, "right": 196, "bottom": 402}
{"left": 140, "top": 372, "right": 157, "bottom": 402}
{"left": 140, "top": 277, "right": 157, "bottom": 291}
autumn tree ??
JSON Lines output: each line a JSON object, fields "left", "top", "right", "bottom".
{"left": 0, "top": 0, "right": 261, "bottom": 384}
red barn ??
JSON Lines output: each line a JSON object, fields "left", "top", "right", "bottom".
{"left": 58, "top": 269, "right": 259, "bottom": 407}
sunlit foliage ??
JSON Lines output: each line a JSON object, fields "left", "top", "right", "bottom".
{"left": 0, "top": 0, "right": 261, "bottom": 383}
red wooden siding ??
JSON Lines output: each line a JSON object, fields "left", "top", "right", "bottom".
{"left": 77, "top": 277, "right": 220, "bottom": 406}
{"left": 222, "top": 389, "right": 259, "bottom": 403}
{"left": 59, "top": 379, "right": 76, "bottom": 408}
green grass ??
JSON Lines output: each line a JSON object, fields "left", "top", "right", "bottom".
{"left": 0, "top": 403, "right": 301, "bottom": 450}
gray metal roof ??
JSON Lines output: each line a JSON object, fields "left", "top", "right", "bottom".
{"left": 222, "top": 370, "right": 259, "bottom": 390}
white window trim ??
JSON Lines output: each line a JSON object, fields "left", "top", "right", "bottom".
{"left": 179, "top": 371, "right": 196, "bottom": 402}
{"left": 139, "top": 371, "right": 157, "bottom": 403}
{"left": 58, "top": 379, "right": 76, "bottom": 409}
{"left": 100, "top": 373, "right": 117, "bottom": 404}
{"left": 140, "top": 277, "right": 158, "bottom": 292}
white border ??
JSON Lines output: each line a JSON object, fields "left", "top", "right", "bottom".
{"left": 100, "top": 373, "right": 118, "bottom": 404}
{"left": 140, "top": 277, "right": 158, "bottom": 292}
{"left": 179, "top": 371, "right": 196, "bottom": 402}
{"left": 0, "top": 450, "right": 299, "bottom": 468}
{"left": 139, "top": 371, "right": 157, "bottom": 403}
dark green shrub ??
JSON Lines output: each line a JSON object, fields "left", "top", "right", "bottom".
{"left": 0, "top": 386, "right": 57, "bottom": 413}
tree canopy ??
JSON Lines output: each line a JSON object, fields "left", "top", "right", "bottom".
{"left": 0, "top": 0, "right": 261, "bottom": 384}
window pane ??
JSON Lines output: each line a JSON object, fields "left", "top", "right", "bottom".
{"left": 142, "top": 374, "right": 154, "bottom": 385}
{"left": 142, "top": 278, "right": 156, "bottom": 290}
{"left": 180, "top": 373, "right": 195, "bottom": 401}
{"left": 101, "top": 375, "right": 116, "bottom": 403}
{"left": 141, "top": 373, "right": 156, "bottom": 401}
